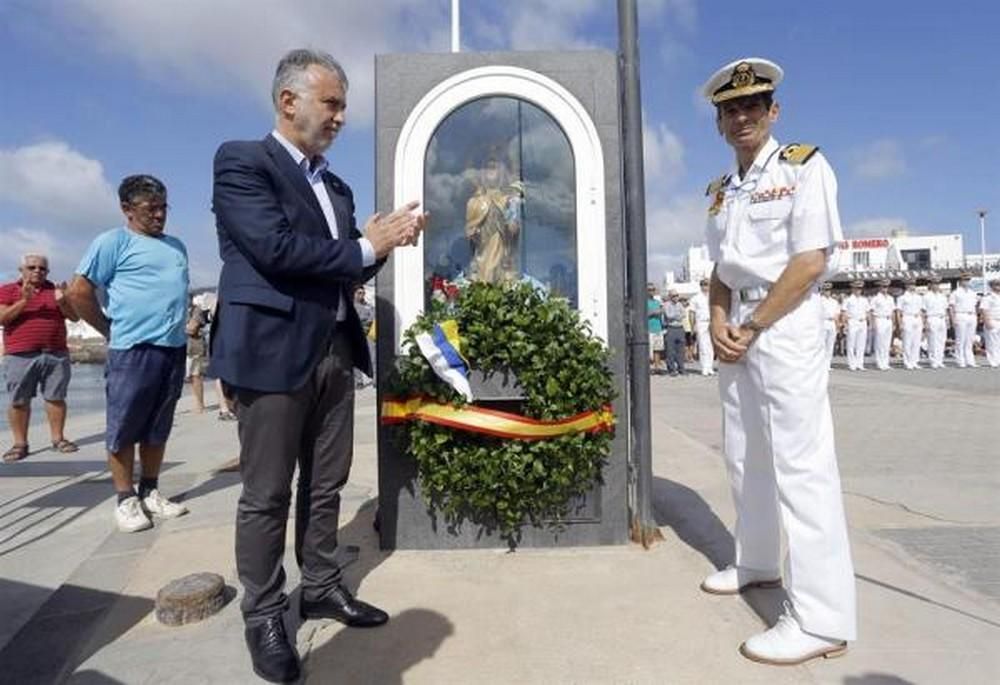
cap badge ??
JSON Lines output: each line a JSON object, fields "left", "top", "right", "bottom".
{"left": 730, "top": 62, "right": 756, "bottom": 89}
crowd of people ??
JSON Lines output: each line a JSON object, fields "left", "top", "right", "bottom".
{"left": 822, "top": 274, "right": 1000, "bottom": 370}
{"left": 648, "top": 272, "right": 1000, "bottom": 377}
{"left": 646, "top": 278, "right": 716, "bottom": 377}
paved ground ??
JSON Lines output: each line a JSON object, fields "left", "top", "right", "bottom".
{"left": 0, "top": 360, "right": 998, "bottom": 684}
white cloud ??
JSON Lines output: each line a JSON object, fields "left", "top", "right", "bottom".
{"left": 640, "top": 0, "right": 697, "bottom": 33}
{"left": 0, "top": 227, "right": 76, "bottom": 282}
{"left": 851, "top": 139, "right": 907, "bottom": 179}
{"left": 50, "top": 0, "right": 451, "bottom": 126}
{"left": 643, "top": 121, "right": 685, "bottom": 188}
{"left": 0, "top": 141, "right": 119, "bottom": 229}
{"left": 645, "top": 191, "right": 707, "bottom": 282}
{"left": 467, "top": 0, "right": 680, "bottom": 52}
{"left": 845, "top": 217, "right": 927, "bottom": 238}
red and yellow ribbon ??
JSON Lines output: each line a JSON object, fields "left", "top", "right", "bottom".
{"left": 381, "top": 397, "right": 615, "bottom": 441}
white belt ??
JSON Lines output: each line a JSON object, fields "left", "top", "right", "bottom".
{"left": 737, "top": 286, "right": 770, "bottom": 302}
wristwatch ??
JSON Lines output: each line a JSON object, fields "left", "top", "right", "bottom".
{"left": 742, "top": 315, "right": 768, "bottom": 333}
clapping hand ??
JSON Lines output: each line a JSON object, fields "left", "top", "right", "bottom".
{"left": 20, "top": 283, "right": 37, "bottom": 301}
{"left": 365, "top": 201, "right": 429, "bottom": 258}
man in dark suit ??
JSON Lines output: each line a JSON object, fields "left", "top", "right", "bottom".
{"left": 211, "top": 48, "right": 425, "bottom": 683}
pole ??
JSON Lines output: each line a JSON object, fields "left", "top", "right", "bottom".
{"left": 618, "top": 0, "right": 661, "bottom": 548}
{"left": 451, "top": 0, "right": 460, "bottom": 53}
{"left": 979, "top": 210, "right": 988, "bottom": 295}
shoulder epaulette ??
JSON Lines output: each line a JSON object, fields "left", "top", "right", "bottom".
{"left": 779, "top": 143, "right": 819, "bottom": 165}
{"left": 705, "top": 174, "right": 730, "bottom": 196}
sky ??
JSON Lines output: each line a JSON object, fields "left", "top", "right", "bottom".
{"left": 1, "top": 0, "right": 998, "bottom": 287}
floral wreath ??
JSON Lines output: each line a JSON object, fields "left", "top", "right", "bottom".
{"left": 384, "top": 280, "right": 616, "bottom": 545}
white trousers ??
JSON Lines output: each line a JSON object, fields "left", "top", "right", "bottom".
{"left": 696, "top": 321, "right": 714, "bottom": 374}
{"left": 926, "top": 316, "right": 946, "bottom": 367}
{"left": 901, "top": 315, "right": 922, "bottom": 369}
{"left": 953, "top": 313, "right": 977, "bottom": 367}
{"left": 823, "top": 321, "right": 837, "bottom": 369}
{"left": 846, "top": 321, "right": 867, "bottom": 370}
{"left": 873, "top": 317, "right": 893, "bottom": 370}
{"left": 986, "top": 324, "right": 1000, "bottom": 367}
{"left": 718, "top": 293, "right": 857, "bottom": 641}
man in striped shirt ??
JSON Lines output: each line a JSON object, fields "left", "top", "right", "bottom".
{"left": 0, "top": 253, "right": 80, "bottom": 462}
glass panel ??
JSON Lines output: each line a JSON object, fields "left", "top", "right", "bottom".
{"left": 423, "top": 96, "right": 577, "bottom": 307}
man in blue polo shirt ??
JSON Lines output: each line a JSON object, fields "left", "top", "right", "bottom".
{"left": 67, "top": 174, "right": 191, "bottom": 532}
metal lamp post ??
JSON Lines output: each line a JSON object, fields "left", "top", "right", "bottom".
{"left": 978, "top": 210, "right": 988, "bottom": 294}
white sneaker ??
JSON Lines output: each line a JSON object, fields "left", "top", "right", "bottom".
{"left": 700, "top": 566, "right": 782, "bottom": 595}
{"left": 115, "top": 496, "right": 152, "bottom": 533}
{"left": 142, "top": 489, "right": 189, "bottom": 519}
{"left": 740, "top": 604, "right": 847, "bottom": 665}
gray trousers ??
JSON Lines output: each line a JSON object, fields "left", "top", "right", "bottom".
{"left": 664, "top": 327, "right": 686, "bottom": 373}
{"left": 232, "top": 331, "right": 355, "bottom": 625}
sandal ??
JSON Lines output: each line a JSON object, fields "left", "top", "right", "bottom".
{"left": 3, "top": 444, "right": 29, "bottom": 463}
{"left": 52, "top": 439, "right": 79, "bottom": 453}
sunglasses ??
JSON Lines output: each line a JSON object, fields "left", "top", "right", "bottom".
{"left": 24, "top": 265, "right": 48, "bottom": 272}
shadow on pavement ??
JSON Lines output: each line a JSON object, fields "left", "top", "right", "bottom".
{"left": 303, "top": 607, "right": 454, "bottom": 684}
{"left": 0, "top": 463, "right": 180, "bottom": 558}
{"left": 0, "top": 460, "right": 110, "bottom": 479}
{"left": 651, "top": 475, "right": 788, "bottom": 627}
{"left": 66, "top": 670, "right": 128, "bottom": 685}
{"left": 0, "top": 579, "right": 152, "bottom": 684}
{"left": 173, "top": 466, "right": 242, "bottom": 505}
{"left": 842, "top": 673, "right": 917, "bottom": 685}
{"left": 287, "top": 498, "right": 391, "bottom": 636}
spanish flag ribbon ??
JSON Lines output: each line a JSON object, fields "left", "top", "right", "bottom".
{"left": 381, "top": 397, "right": 615, "bottom": 441}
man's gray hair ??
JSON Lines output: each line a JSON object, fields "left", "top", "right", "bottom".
{"left": 272, "top": 49, "right": 348, "bottom": 110}
{"left": 20, "top": 253, "right": 48, "bottom": 267}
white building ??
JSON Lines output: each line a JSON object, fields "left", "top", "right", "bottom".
{"left": 835, "top": 231, "right": 964, "bottom": 274}
{"left": 678, "top": 245, "right": 714, "bottom": 284}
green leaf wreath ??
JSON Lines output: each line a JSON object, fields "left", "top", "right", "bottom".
{"left": 389, "top": 281, "right": 616, "bottom": 545}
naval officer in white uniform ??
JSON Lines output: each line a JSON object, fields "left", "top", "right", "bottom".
{"left": 895, "top": 278, "right": 924, "bottom": 369}
{"left": 690, "top": 278, "right": 716, "bottom": 375}
{"left": 700, "top": 57, "right": 856, "bottom": 665}
{"left": 981, "top": 278, "right": 1000, "bottom": 367}
{"left": 842, "top": 281, "right": 870, "bottom": 370}
{"left": 820, "top": 282, "right": 841, "bottom": 369}
{"left": 870, "top": 278, "right": 895, "bottom": 370}
{"left": 950, "top": 272, "right": 979, "bottom": 367}
{"left": 922, "top": 275, "right": 949, "bottom": 368}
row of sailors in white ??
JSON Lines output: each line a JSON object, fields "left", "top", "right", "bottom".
{"left": 820, "top": 277, "right": 1000, "bottom": 369}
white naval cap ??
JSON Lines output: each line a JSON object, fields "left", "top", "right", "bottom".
{"left": 702, "top": 58, "right": 784, "bottom": 105}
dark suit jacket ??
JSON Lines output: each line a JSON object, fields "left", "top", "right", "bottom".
{"left": 209, "top": 134, "right": 382, "bottom": 393}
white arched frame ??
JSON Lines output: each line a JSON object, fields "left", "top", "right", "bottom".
{"left": 392, "top": 65, "right": 607, "bottom": 348}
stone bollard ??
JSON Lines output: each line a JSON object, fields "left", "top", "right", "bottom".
{"left": 155, "top": 572, "right": 227, "bottom": 626}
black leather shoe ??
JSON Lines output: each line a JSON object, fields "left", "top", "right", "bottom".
{"left": 245, "top": 615, "right": 300, "bottom": 683}
{"left": 300, "top": 585, "right": 389, "bottom": 627}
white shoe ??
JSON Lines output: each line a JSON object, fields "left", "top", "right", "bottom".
{"left": 739, "top": 604, "right": 847, "bottom": 665}
{"left": 700, "top": 566, "right": 781, "bottom": 595}
{"left": 142, "top": 489, "right": 189, "bottom": 519}
{"left": 115, "top": 496, "right": 152, "bottom": 533}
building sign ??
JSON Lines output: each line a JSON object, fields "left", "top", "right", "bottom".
{"left": 839, "top": 238, "right": 890, "bottom": 249}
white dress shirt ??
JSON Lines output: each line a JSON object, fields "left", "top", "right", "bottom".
{"left": 272, "top": 129, "right": 375, "bottom": 321}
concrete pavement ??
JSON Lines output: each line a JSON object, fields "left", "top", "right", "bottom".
{"left": 1, "top": 363, "right": 998, "bottom": 684}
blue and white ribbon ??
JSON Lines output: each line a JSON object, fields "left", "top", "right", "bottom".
{"left": 415, "top": 320, "right": 474, "bottom": 401}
